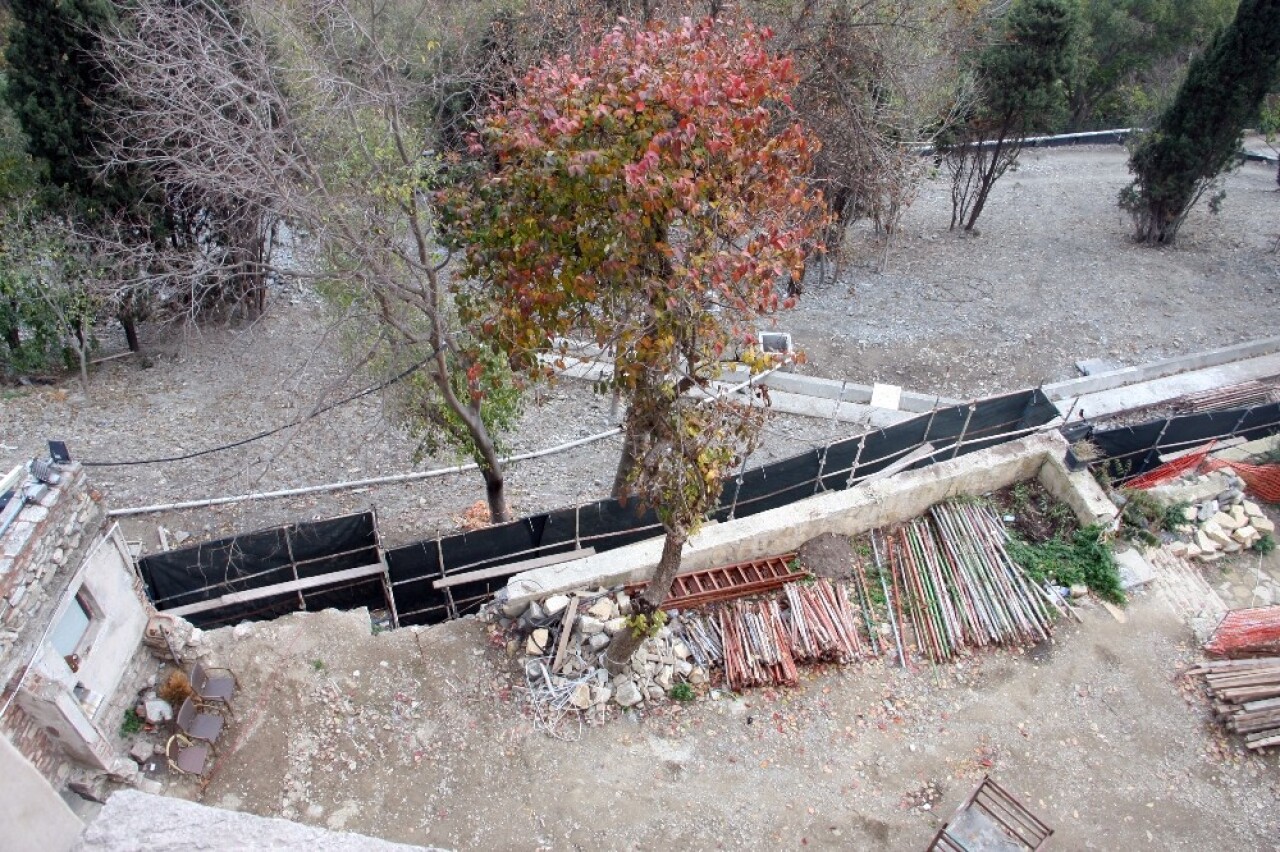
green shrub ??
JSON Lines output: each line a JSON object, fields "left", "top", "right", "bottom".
{"left": 1006, "top": 524, "right": 1125, "bottom": 604}
{"left": 120, "top": 707, "right": 143, "bottom": 736}
{"left": 669, "top": 682, "right": 695, "bottom": 702}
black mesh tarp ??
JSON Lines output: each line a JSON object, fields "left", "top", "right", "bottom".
{"left": 1092, "top": 402, "right": 1280, "bottom": 478}
{"left": 139, "top": 512, "right": 380, "bottom": 626}
{"left": 143, "top": 389, "right": 1063, "bottom": 628}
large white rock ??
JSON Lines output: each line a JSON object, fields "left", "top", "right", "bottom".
{"left": 526, "top": 628, "right": 551, "bottom": 656}
{"left": 614, "top": 679, "right": 643, "bottom": 707}
{"left": 586, "top": 599, "right": 615, "bottom": 621}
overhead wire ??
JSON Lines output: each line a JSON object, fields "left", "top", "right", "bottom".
{"left": 80, "top": 356, "right": 434, "bottom": 467}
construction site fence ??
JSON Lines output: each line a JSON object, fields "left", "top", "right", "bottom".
{"left": 139, "top": 389, "right": 1059, "bottom": 629}
{"left": 137, "top": 511, "right": 387, "bottom": 629}
{"left": 1086, "top": 402, "right": 1280, "bottom": 484}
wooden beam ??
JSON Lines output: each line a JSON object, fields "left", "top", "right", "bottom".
{"left": 164, "top": 563, "right": 386, "bottom": 617}
{"left": 432, "top": 548, "right": 596, "bottom": 590}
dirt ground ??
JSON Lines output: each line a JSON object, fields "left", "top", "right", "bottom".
{"left": 159, "top": 572, "right": 1279, "bottom": 851}
{"left": 1, "top": 144, "right": 1276, "bottom": 551}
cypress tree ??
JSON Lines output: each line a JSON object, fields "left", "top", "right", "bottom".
{"left": 3, "top": 0, "right": 134, "bottom": 215}
{"left": 1121, "top": 0, "right": 1280, "bottom": 244}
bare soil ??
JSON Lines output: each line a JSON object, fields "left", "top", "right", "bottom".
{"left": 159, "top": 587, "right": 1279, "bottom": 851}
{"left": 1, "top": 144, "right": 1276, "bottom": 551}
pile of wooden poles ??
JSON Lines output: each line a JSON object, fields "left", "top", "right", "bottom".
{"left": 877, "top": 502, "right": 1062, "bottom": 665}
{"left": 784, "top": 578, "right": 866, "bottom": 664}
{"left": 1190, "top": 657, "right": 1280, "bottom": 750}
{"left": 676, "top": 579, "right": 868, "bottom": 690}
{"left": 718, "top": 598, "right": 800, "bottom": 690}
{"left": 670, "top": 498, "right": 1067, "bottom": 690}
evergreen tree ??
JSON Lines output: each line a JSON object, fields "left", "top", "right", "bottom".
{"left": 1121, "top": 0, "right": 1280, "bottom": 244}
{"left": 944, "top": 0, "right": 1077, "bottom": 232}
{"left": 3, "top": 0, "right": 120, "bottom": 212}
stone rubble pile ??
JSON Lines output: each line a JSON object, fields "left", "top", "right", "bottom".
{"left": 1163, "top": 471, "right": 1275, "bottom": 563}
{"left": 491, "top": 588, "right": 709, "bottom": 717}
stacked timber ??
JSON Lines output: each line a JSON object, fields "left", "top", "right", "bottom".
{"left": 1191, "top": 657, "right": 1280, "bottom": 750}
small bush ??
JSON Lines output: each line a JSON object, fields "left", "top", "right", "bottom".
{"left": 120, "top": 707, "right": 144, "bottom": 736}
{"left": 1007, "top": 524, "right": 1125, "bottom": 604}
{"left": 669, "top": 682, "right": 695, "bottom": 702}
{"left": 1255, "top": 534, "right": 1276, "bottom": 555}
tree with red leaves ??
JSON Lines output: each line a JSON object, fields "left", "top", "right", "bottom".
{"left": 445, "top": 16, "right": 825, "bottom": 671}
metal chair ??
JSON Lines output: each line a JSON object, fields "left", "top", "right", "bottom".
{"left": 190, "top": 662, "right": 238, "bottom": 716}
{"left": 166, "top": 733, "right": 215, "bottom": 776}
{"left": 175, "top": 696, "right": 225, "bottom": 744}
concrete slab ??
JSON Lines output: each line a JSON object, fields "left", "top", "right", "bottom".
{"left": 1054, "top": 351, "right": 1280, "bottom": 421}
{"left": 1045, "top": 336, "right": 1280, "bottom": 402}
{"left": 1115, "top": 548, "right": 1157, "bottom": 591}
{"left": 75, "top": 790, "right": 438, "bottom": 851}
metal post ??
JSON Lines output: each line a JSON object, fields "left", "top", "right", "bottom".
{"left": 1228, "top": 405, "right": 1255, "bottom": 440}
{"left": 951, "top": 404, "right": 975, "bottom": 459}
{"left": 812, "top": 381, "right": 848, "bottom": 494}
{"left": 1138, "top": 416, "right": 1173, "bottom": 475}
{"left": 283, "top": 525, "right": 305, "bottom": 613}
{"left": 371, "top": 506, "right": 399, "bottom": 629}
{"left": 726, "top": 451, "right": 751, "bottom": 520}
{"left": 846, "top": 434, "right": 867, "bottom": 489}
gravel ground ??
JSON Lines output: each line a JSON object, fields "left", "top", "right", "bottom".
{"left": 2, "top": 143, "right": 1277, "bottom": 551}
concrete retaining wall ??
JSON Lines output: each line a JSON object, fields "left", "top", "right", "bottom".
{"left": 505, "top": 431, "right": 1115, "bottom": 603}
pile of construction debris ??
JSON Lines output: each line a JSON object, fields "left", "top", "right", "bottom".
{"left": 1160, "top": 471, "right": 1275, "bottom": 563}
{"left": 491, "top": 589, "right": 710, "bottom": 728}
{"left": 489, "top": 498, "right": 1076, "bottom": 733}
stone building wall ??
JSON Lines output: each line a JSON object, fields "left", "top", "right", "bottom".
{"left": 0, "top": 462, "right": 108, "bottom": 785}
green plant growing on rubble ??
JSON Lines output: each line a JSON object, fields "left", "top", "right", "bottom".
{"left": 669, "top": 682, "right": 695, "bottom": 702}
{"left": 311, "top": 659, "right": 326, "bottom": 672}
{"left": 1255, "top": 534, "right": 1277, "bottom": 555}
{"left": 1116, "top": 488, "right": 1183, "bottom": 545}
{"left": 626, "top": 610, "right": 667, "bottom": 640}
{"left": 120, "top": 707, "right": 143, "bottom": 737}
{"left": 1006, "top": 524, "right": 1125, "bottom": 605}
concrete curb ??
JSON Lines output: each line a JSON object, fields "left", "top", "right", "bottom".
{"left": 1044, "top": 336, "right": 1280, "bottom": 401}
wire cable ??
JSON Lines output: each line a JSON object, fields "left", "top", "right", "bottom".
{"left": 80, "top": 356, "right": 432, "bottom": 468}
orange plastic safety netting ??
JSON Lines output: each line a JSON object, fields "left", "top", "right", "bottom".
{"left": 1124, "top": 439, "right": 1280, "bottom": 503}
{"left": 1205, "top": 607, "right": 1280, "bottom": 658}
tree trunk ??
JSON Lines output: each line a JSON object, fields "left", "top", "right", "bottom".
{"left": 611, "top": 429, "right": 639, "bottom": 501}
{"left": 604, "top": 529, "right": 686, "bottom": 673}
{"left": 482, "top": 465, "right": 509, "bottom": 525}
{"left": 119, "top": 312, "right": 140, "bottom": 352}
{"left": 73, "top": 319, "right": 90, "bottom": 394}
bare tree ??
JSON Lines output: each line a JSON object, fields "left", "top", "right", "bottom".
{"left": 772, "top": 0, "right": 978, "bottom": 274}
{"left": 101, "top": 0, "right": 520, "bottom": 521}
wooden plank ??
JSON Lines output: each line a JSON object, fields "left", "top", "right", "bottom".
{"left": 165, "top": 563, "right": 386, "bottom": 617}
{"left": 551, "top": 596, "right": 581, "bottom": 674}
{"left": 433, "top": 548, "right": 595, "bottom": 590}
